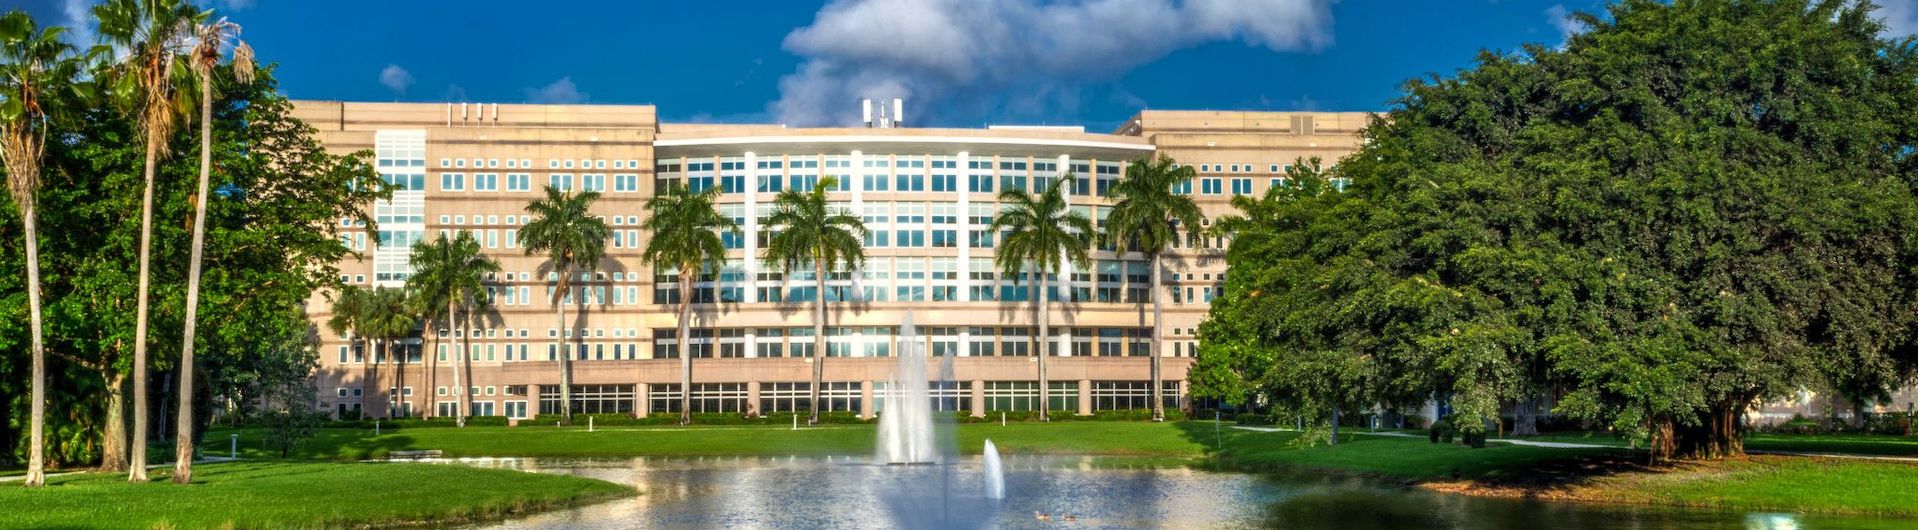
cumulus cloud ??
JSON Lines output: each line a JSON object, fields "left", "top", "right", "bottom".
{"left": 60, "top": 0, "right": 95, "bottom": 48}
{"left": 1546, "top": 4, "right": 1585, "bottom": 49}
{"left": 772, "top": 0, "right": 1338, "bottom": 126}
{"left": 1880, "top": 0, "right": 1918, "bottom": 38}
{"left": 378, "top": 64, "right": 413, "bottom": 95}
{"left": 525, "top": 77, "right": 586, "bottom": 104}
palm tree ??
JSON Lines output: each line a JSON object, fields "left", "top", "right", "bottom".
{"left": 762, "top": 176, "right": 865, "bottom": 425}
{"left": 324, "top": 286, "right": 369, "bottom": 418}
{"left": 1102, "top": 156, "right": 1202, "bottom": 422}
{"left": 360, "top": 286, "right": 417, "bottom": 421}
{"left": 521, "top": 186, "right": 609, "bottom": 424}
{"left": 172, "top": 14, "right": 253, "bottom": 485}
{"left": 408, "top": 231, "right": 499, "bottom": 427}
{"left": 0, "top": 9, "right": 79, "bottom": 488}
{"left": 641, "top": 184, "right": 738, "bottom": 424}
{"left": 989, "top": 174, "right": 1092, "bottom": 422}
{"left": 94, "top": 0, "right": 203, "bottom": 483}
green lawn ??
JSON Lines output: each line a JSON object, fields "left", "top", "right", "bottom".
{"left": 1195, "top": 424, "right": 1620, "bottom": 481}
{"left": 201, "top": 421, "right": 1213, "bottom": 461}
{"left": 1562, "top": 456, "right": 1918, "bottom": 517}
{"left": 1746, "top": 433, "right": 1918, "bottom": 456}
{"left": 0, "top": 461, "right": 633, "bottom": 529}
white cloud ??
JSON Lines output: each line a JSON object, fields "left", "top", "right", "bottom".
{"left": 1879, "top": 0, "right": 1918, "bottom": 38}
{"left": 772, "top": 0, "right": 1338, "bottom": 126}
{"left": 60, "top": 0, "right": 95, "bottom": 48}
{"left": 378, "top": 64, "right": 413, "bottom": 95}
{"left": 220, "top": 0, "right": 257, "bottom": 10}
{"left": 1546, "top": 4, "right": 1585, "bottom": 49}
{"left": 525, "top": 77, "right": 586, "bottom": 104}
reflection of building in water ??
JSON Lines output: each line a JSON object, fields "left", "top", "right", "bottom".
{"left": 293, "top": 100, "right": 1368, "bottom": 420}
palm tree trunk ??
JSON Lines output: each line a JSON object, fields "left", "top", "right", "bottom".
{"left": 425, "top": 333, "right": 437, "bottom": 419}
{"left": 678, "top": 267, "right": 694, "bottom": 425}
{"left": 1148, "top": 252, "right": 1164, "bottom": 422}
{"left": 23, "top": 199, "right": 46, "bottom": 487}
{"left": 129, "top": 131, "right": 161, "bottom": 483}
{"left": 1037, "top": 273, "right": 1051, "bottom": 422}
{"left": 450, "top": 301, "right": 465, "bottom": 427}
{"left": 174, "top": 77, "right": 217, "bottom": 484}
{"left": 364, "top": 339, "right": 378, "bottom": 419}
{"left": 558, "top": 279, "right": 573, "bottom": 423}
{"left": 809, "top": 260, "right": 827, "bottom": 425}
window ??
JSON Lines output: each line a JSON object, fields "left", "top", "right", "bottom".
{"left": 440, "top": 173, "right": 464, "bottom": 191}
{"left": 581, "top": 174, "right": 606, "bottom": 192}
{"left": 614, "top": 174, "right": 639, "bottom": 192}
{"left": 1230, "top": 178, "right": 1252, "bottom": 195}
{"left": 506, "top": 173, "right": 531, "bottom": 191}
{"left": 1200, "top": 178, "right": 1223, "bottom": 195}
{"left": 473, "top": 173, "right": 498, "bottom": 191}
{"left": 548, "top": 174, "right": 573, "bottom": 191}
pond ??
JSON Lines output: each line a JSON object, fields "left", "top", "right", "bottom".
{"left": 453, "top": 456, "right": 1907, "bottom": 529}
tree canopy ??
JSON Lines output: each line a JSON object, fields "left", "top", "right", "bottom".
{"left": 1194, "top": 0, "right": 1918, "bottom": 460}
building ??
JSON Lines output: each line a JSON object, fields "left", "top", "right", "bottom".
{"left": 293, "top": 100, "right": 1370, "bottom": 420}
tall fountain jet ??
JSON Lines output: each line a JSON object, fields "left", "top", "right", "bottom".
{"left": 876, "top": 312, "right": 939, "bottom": 464}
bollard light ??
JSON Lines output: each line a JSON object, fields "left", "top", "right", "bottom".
{"left": 230, "top": 433, "right": 238, "bottom": 459}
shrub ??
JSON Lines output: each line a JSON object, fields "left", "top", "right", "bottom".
{"left": 1236, "top": 412, "right": 1273, "bottom": 426}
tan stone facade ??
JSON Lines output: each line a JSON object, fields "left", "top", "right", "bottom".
{"left": 296, "top": 101, "right": 1370, "bottom": 420}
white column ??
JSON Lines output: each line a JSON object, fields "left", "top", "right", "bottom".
{"left": 743, "top": 151, "right": 759, "bottom": 303}
{"left": 956, "top": 151, "right": 971, "bottom": 302}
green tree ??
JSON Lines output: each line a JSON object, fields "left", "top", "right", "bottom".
{"left": 359, "top": 286, "right": 415, "bottom": 420}
{"left": 407, "top": 231, "right": 499, "bottom": 426}
{"left": 761, "top": 176, "right": 865, "bottom": 425}
{"left": 93, "top": 0, "right": 203, "bottom": 482}
{"left": 323, "top": 285, "right": 368, "bottom": 419}
{"left": 0, "top": 9, "right": 80, "bottom": 488}
{"left": 520, "top": 186, "right": 608, "bottom": 423}
{"left": 171, "top": 14, "right": 252, "bottom": 485}
{"left": 989, "top": 175, "right": 1092, "bottom": 421}
{"left": 641, "top": 184, "right": 738, "bottom": 424}
{"left": 1102, "top": 156, "right": 1204, "bottom": 421}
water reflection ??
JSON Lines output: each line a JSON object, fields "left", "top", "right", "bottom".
{"left": 450, "top": 456, "right": 1909, "bottom": 530}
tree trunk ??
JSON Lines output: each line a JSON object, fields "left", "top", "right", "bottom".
{"left": 451, "top": 301, "right": 466, "bottom": 427}
{"left": 1148, "top": 252, "right": 1164, "bottom": 422}
{"left": 1037, "top": 273, "right": 1051, "bottom": 422}
{"left": 130, "top": 131, "right": 161, "bottom": 483}
{"left": 22, "top": 200, "right": 46, "bottom": 487}
{"left": 1330, "top": 407, "right": 1341, "bottom": 445}
{"left": 1674, "top": 401, "right": 1745, "bottom": 461}
{"left": 424, "top": 333, "right": 437, "bottom": 419}
{"left": 364, "top": 340, "right": 379, "bottom": 419}
{"left": 174, "top": 78, "right": 216, "bottom": 484}
{"left": 1647, "top": 416, "right": 1676, "bottom": 465}
{"left": 1510, "top": 396, "right": 1541, "bottom": 437}
{"left": 557, "top": 279, "right": 573, "bottom": 423}
{"left": 678, "top": 267, "right": 694, "bottom": 425}
{"left": 101, "top": 372, "right": 130, "bottom": 473}
{"left": 809, "top": 260, "right": 826, "bottom": 425}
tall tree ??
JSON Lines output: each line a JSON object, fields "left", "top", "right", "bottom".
{"left": 520, "top": 186, "right": 608, "bottom": 424}
{"left": 640, "top": 184, "right": 737, "bottom": 424}
{"left": 1102, "top": 156, "right": 1203, "bottom": 422}
{"left": 172, "top": 14, "right": 252, "bottom": 485}
{"left": 407, "top": 231, "right": 499, "bottom": 427}
{"left": 359, "top": 285, "right": 416, "bottom": 420}
{"left": 762, "top": 176, "right": 865, "bottom": 425}
{"left": 94, "top": 0, "right": 203, "bottom": 482}
{"left": 323, "top": 285, "right": 368, "bottom": 419}
{"left": 989, "top": 174, "right": 1092, "bottom": 421}
{"left": 0, "top": 9, "right": 79, "bottom": 488}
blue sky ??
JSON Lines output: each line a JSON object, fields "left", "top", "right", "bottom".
{"left": 16, "top": 0, "right": 1918, "bottom": 131}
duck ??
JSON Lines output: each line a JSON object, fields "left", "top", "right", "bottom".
{"left": 1034, "top": 511, "right": 1051, "bottom": 521}
{"left": 1063, "top": 514, "right": 1078, "bottom": 522}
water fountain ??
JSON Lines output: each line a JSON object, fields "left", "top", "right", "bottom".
{"left": 876, "top": 313, "right": 940, "bottom": 464}
{"left": 982, "top": 439, "right": 1004, "bottom": 500}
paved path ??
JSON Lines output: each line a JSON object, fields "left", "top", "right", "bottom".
{"left": 1230, "top": 425, "right": 1615, "bottom": 449}
{"left": 0, "top": 456, "right": 240, "bottom": 483}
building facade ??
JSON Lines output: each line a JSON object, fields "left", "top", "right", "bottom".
{"left": 294, "top": 101, "right": 1369, "bottom": 420}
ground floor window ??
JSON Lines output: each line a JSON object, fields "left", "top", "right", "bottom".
{"left": 436, "top": 401, "right": 456, "bottom": 418}
{"left": 538, "top": 384, "right": 635, "bottom": 415}
{"left": 650, "top": 384, "right": 682, "bottom": 413}
{"left": 690, "top": 383, "right": 749, "bottom": 413}
{"left": 470, "top": 401, "right": 496, "bottom": 417}
{"left": 984, "top": 381, "right": 1076, "bottom": 411}
{"left": 820, "top": 381, "right": 862, "bottom": 414}
{"left": 504, "top": 400, "right": 529, "bottom": 418}
{"left": 760, "top": 382, "right": 810, "bottom": 413}
{"left": 874, "top": 381, "right": 967, "bottom": 413}
{"left": 1091, "top": 381, "right": 1181, "bottom": 411}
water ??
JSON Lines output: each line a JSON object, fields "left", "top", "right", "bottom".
{"left": 876, "top": 313, "right": 940, "bottom": 465}
{"left": 982, "top": 440, "right": 1004, "bottom": 500}
{"left": 454, "top": 456, "right": 1911, "bottom": 529}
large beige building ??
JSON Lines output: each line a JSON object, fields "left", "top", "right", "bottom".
{"left": 293, "top": 100, "right": 1370, "bottom": 420}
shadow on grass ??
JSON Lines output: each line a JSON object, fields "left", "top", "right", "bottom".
{"left": 1169, "top": 420, "right": 1652, "bottom": 498}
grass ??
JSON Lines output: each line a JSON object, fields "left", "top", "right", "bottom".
{"left": 1195, "top": 425, "right": 1620, "bottom": 481}
{"left": 1446, "top": 455, "right": 1918, "bottom": 518}
{"left": 200, "top": 422, "right": 1212, "bottom": 461}
{"left": 0, "top": 461, "right": 633, "bottom": 529}
{"left": 1746, "top": 433, "right": 1918, "bottom": 456}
